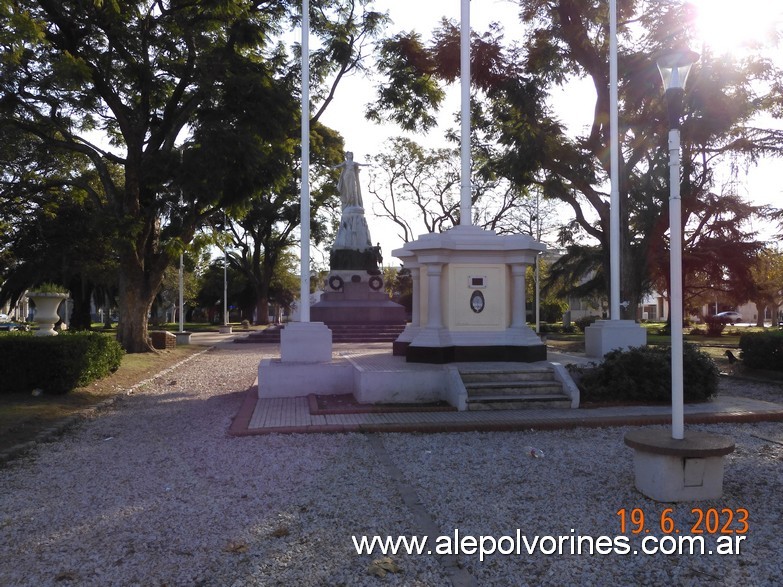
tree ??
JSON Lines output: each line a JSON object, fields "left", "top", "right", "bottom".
{"left": 218, "top": 0, "right": 389, "bottom": 325}
{"left": 747, "top": 247, "right": 783, "bottom": 326}
{"left": 368, "top": 136, "right": 560, "bottom": 243}
{"left": 647, "top": 191, "right": 768, "bottom": 318}
{"left": 0, "top": 1, "right": 302, "bottom": 351}
{"left": 367, "top": 1, "right": 783, "bottom": 317}
{"left": 0, "top": 131, "right": 120, "bottom": 329}
{"left": 227, "top": 122, "right": 344, "bottom": 324}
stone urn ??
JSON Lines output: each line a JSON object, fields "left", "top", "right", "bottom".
{"left": 29, "top": 292, "right": 68, "bottom": 337}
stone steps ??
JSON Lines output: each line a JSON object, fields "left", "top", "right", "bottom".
{"left": 461, "top": 368, "right": 572, "bottom": 410}
{"left": 237, "top": 323, "right": 406, "bottom": 344}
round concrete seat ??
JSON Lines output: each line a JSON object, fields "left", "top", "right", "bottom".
{"left": 625, "top": 428, "right": 735, "bottom": 501}
{"left": 624, "top": 428, "right": 735, "bottom": 457}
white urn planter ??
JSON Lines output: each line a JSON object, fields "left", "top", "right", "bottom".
{"left": 29, "top": 292, "right": 68, "bottom": 337}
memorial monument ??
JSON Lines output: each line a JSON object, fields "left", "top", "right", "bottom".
{"left": 310, "top": 151, "right": 406, "bottom": 325}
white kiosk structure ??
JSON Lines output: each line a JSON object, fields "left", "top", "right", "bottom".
{"left": 393, "top": 227, "right": 545, "bottom": 363}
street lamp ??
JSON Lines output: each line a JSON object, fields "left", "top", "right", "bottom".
{"left": 657, "top": 47, "right": 698, "bottom": 440}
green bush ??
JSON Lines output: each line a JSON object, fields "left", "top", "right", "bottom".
{"left": 574, "top": 315, "right": 599, "bottom": 333}
{"left": 0, "top": 332, "right": 124, "bottom": 395}
{"left": 739, "top": 331, "right": 783, "bottom": 371}
{"left": 575, "top": 344, "right": 719, "bottom": 403}
{"left": 703, "top": 315, "right": 727, "bottom": 337}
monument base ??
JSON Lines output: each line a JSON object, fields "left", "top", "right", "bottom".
{"left": 624, "top": 429, "right": 734, "bottom": 502}
{"left": 585, "top": 319, "right": 647, "bottom": 358}
{"left": 403, "top": 343, "right": 546, "bottom": 364}
{"left": 311, "top": 270, "right": 406, "bottom": 325}
{"left": 400, "top": 327, "right": 546, "bottom": 364}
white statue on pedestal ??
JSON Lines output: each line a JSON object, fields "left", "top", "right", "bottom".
{"left": 334, "top": 151, "right": 367, "bottom": 209}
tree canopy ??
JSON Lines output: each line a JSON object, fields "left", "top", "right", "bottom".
{"left": 0, "top": 0, "right": 385, "bottom": 350}
{"left": 367, "top": 0, "right": 783, "bottom": 316}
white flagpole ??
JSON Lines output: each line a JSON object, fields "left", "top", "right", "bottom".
{"left": 300, "top": 0, "right": 311, "bottom": 322}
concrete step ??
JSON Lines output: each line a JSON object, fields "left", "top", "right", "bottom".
{"left": 465, "top": 381, "right": 564, "bottom": 396}
{"left": 460, "top": 369, "right": 555, "bottom": 383}
{"left": 466, "top": 394, "right": 572, "bottom": 410}
{"left": 237, "top": 324, "right": 405, "bottom": 344}
{"left": 460, "top": 366, "right": 571, "bottom": 410}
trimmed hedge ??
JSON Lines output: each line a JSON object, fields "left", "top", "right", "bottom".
{"left": 575, "top": 344, "right": 719, "bottom": 403}
{"left": 0, "top": 332, "right": 124, "bottom": 395}
{"left": 739, "top": 331, "right": 783, "bottom": 371}
{"left": 574, "top": 315, "right": 599, "bottom": 333}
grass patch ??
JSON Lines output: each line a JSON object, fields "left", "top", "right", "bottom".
{"left": 0, "top": 345, "right": 203, "bottom": 455}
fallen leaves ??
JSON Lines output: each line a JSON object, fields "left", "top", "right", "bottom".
{"left": 368, "top": 557, "right": 401, "bottom": 578}
{"left": 223, "top": 540, "right": 248, "bottom": 554}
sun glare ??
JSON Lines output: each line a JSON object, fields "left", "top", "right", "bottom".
{"left": 687, "top": 0, "right": 780, "bottom": 56}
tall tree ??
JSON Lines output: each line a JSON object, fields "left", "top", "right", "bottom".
{"left": 747, "top": 247, "right": 783, "bottom": 327}
{"left": 368, "top": 1, "right": 783, "bottom": 316}
{"left": 0, "top": 0, "right": 301, "bottom": 351}
{"left": 218, "top": 0, "right": 388, "bottom": 325}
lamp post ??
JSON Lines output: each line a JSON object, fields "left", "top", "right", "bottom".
{"left": 178, "top": 252, "right": 184, "bottom": 333}
{"left": 657, "top": 47, "right": 698, "bottom": 440}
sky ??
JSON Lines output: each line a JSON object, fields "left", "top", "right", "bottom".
{"left": 311, "top": 0, "right": 783, "bottom": 262}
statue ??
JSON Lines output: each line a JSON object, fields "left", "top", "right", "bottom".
{"left": 333, "top": 151, "right": 367, "bottom": 209}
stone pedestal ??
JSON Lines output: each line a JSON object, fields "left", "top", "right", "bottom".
{"left": 333, "top": 205, "right": 372, "bottom": 251}
{"left": 585, "top": 319, "right": 647, "bottom": 358}
{"left": 175, "top": 332, "right": 192, "bottom": 345}
{"left": 624, "top": 428, "right": 734, "bottom": 502}
{"left": 259, "top": 321, "right": 340, "bottom": 399}
{"left": 280, "top": 322, "right": 332, "bottom": 363}
{"left": 311, "top": 271, "right": 406, "bottom": 325}
{"left": 218, "top": 325, "right": 233, "bottom": 334}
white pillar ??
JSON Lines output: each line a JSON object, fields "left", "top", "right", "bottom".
{"left": 410, "top": 267, "right": 421, "bottom": 327}
{"left": 511, "top": 265, "right": 526, "bottom": 328}
{"left": 299, "top": 0, "right": 311, "bottom": 322}
{"left": 669, "top": 128, "right": 684, "bottom": 440}
{"left": 459, "top": 0, "right": 471, "bottom": 225}
{"left": 425, "top": 264, "right": 444, "bottom": 329}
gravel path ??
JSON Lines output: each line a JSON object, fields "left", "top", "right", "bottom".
{"left": 0, "top": 345, "right": 781, "bottom": 586}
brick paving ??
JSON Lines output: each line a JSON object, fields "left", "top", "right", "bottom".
{"left": 229, "top": 390, "right": 783, "bottom": 435}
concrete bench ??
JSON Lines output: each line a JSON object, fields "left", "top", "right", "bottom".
{"left": 624, "top": 428, "right": 735, "bottom": 502}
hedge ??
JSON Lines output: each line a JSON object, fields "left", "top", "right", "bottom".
{"left": 575, "top": 344, "right": 719, "bottom": 403}
{"left": 0, "top": 332, "right": 124, "bottom": 395}
{"left": 738, "top": 331, "right": 783, "bottom": 371}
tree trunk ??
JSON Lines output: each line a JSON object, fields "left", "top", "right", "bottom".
{"left": 256, "top": 296, "right": 269, "bottom": 326}
{"left": 752, "top": 300, "right": 767, "bottom": 327}
{"left": 67, "top": 278, "right": 94, "bottom": 331}
{"left": 116, "top": 258, "right": 164, "bottom": 353}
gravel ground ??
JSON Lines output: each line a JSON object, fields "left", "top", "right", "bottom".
{"left": 0, "top": 345, "right": 781, "bottom": 586}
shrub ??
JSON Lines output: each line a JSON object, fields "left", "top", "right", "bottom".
{"left": 739, "top": 331, "right": 783, "bottom": 371}
{"left": 574, "top": 315, "right": 599, "bottom": 333}
{"left": 703, "top": 315, "right": 726, "bottom": 337}
{"left": 0, "top": 332, "right": 124, "bottom": 395}
{"left": 575, "top": 344, "right": 719, "bottom": 403}
{"left": 539, "top": 322, "right": 563, "bottom": 334}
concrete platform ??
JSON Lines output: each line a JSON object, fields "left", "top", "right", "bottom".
{"left": 258, "top": 345, "right": 580, "bottom": 408}
{"left": 230, "top": 392, "right": 783, "bottom": 435}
